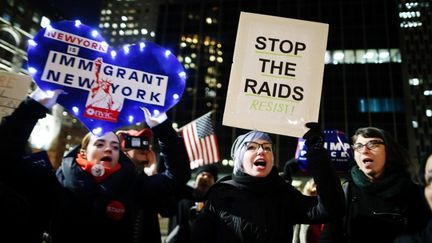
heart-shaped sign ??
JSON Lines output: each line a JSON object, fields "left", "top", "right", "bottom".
{"left": 27, "top": 20, "right": 186, "bottom": 134}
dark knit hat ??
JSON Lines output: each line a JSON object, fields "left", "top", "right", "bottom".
{"left": 230, "top": 130, "right": 273, "bottom": 175}
{"left": 195, "top": 164, "right": 218, "bottom": 180}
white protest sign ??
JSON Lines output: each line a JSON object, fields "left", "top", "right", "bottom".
{"left": 0, "top": 71, "right": 32, "bottom": 119}
{"left": 223, "top": 12, "right": 328, "bottom": 137}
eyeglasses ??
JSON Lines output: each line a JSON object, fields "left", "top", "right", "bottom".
{"left": 352, "top": 140, "right": 385, "bottom": 152}
{"left": 244, "top": 141, "right": 273, "bottom": 152}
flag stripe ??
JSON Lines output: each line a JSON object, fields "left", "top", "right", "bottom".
{"left": 179, "top": 111, "right": 220, "bottom": 169}
{"left": 182, "top": 128, "right": 194, "bottom": 162}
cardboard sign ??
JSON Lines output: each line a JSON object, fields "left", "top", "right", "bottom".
{"left": 27, "top": 20, "right": 186, "bottom": 134}
{"left": 0, "top": 71, "right": 32, "bottom": 119}
{"left": 295, "top": 130, "right": 354, "bottom": 172}
{"left": 223, "top": 12, "right": 328, "bottom": 137}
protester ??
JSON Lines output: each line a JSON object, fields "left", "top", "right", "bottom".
{"left": 320, "top": 127, "right": 431, "bottom": 243}
{"left": 281, "top": 157, "right": 299, "bottom": 184}
{"left": 117, "top": 128, "right": 158, "bottom": 176}
{"left": 393, "top": 154, "right": 432, "bottom": 243}
{"left": 116, "top": 127, "right": 189, "bottom": 232}
{"left": 0, "top": 88, "right": 190, "bottom": 243}
{"left": 190, "top": 124, "right": 345, "bottom": 243}
{"left": 166, "top": 164, "right": 219, "bottom": 243}
{"left": 292, "top": 178, "right": 323, "bottom": 243}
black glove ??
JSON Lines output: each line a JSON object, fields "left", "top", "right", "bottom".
{"left": 302, "top": 122, "right": 324, "bottom": 153}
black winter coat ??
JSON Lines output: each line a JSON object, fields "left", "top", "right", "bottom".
{"left": 0, "top": 98, "right": 190, "bottom": 243}
{"left": 394, "top": 219, "right": 432, "bottom": 243}
{"left": 191, "top": 150, "right": 345, "bottom": 243}
{"left": 320, "top": 176, "right": 431, "bottom": 243}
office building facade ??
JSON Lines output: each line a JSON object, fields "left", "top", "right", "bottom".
{"left": 154, "top": 0, "right": 412, "bottom": 171}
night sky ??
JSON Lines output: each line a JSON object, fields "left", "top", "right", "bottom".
{"left": 29, "top": 0, "right": 102, "bottom": 27}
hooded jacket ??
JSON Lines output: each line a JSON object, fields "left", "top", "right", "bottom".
{"left": 0, "top": 98, "right": 190, "bottom": 243}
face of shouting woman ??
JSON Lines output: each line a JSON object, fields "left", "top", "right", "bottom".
{"left": 242, "top": 139, "right": 274, "bottom": 177}
{"left": 81, "top": 132, "right": 120, "bottom": 169}
{"left": 353, "top": 135, "right": 386, "bottom": 180}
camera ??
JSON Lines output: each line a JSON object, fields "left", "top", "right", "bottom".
{"left": 123, "top": 135, "right": 150, "bottom": 150}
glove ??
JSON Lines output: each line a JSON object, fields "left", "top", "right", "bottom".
{"left": 141, "top": 107, "right": 167, "bottom": 128}
{"left": 302, "top": 122, "right": 324, "bottom": 152}
{"left": 29, "top": 88, "right": 64, "bottom": 109}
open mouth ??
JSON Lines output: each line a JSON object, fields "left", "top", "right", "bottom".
{"left": 363, "top": 158, "right": 373, "bottom": 163}
{"left": 101, "top": 156, "right": 113, "bottom": 162}
{"left": 254, "top": 160, "right": 266, "bottom": 167}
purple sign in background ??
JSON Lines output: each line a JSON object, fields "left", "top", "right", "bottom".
{"left": 27, "top": 20, "right": 186, "bottom": 134}
{"left": 295, "top": 130, "right": 354, "bottom": 172}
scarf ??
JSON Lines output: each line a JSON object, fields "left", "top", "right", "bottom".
{"left": 231, "top": 167, "right": 285, "bottom": 194}
{"left": 76, "top": 153, "right": 122, "bottom": 183}
{"left": 350, "top": 166, "right": 412, "bottom": 199}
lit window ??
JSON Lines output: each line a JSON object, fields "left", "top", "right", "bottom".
{"left": 364, "top": 49, "right": 378, "bottom": 63}
{"left": 355, "top": 50, "right": 366, "bottom": 64}
{"left": 378, "top": 49, "right": 390, "bottom": 63}
{"left": 32, "top": 13, "right": 40, "bottom": 24}
{"left": 332, "top": 50, "right": 344, "bottom": 64}
{"left": 344, "top": 50, "right": 355, "bottom": 64}
{"left": 358, "top": 98, "right": 404, "bottom": 113}
{"left": 390, "top": 49, "right": 401, "bottom": 62}
{"left": 409, "top": 78, "right": 421, "bottom": 86}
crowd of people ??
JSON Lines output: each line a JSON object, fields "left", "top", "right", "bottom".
{"left": 0, "top": 86, "right": 431, "bottom": 243}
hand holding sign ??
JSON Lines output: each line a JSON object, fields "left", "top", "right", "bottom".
{"left": 27, "top": 20, "right": 186, "bottom": 134}
{"left": 29, "top": 88, "right": 65, "bottom": 109}
{"left": 141, "top": 106, "right": 167, "bottom": 128}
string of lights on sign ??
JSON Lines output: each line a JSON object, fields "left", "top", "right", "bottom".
{"left": 27, "top": 20, "right": 186, "bottom": 135}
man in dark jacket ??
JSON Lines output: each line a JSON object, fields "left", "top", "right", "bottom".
{"left": 0, "top": 89, "right": 190, "bottom": 243}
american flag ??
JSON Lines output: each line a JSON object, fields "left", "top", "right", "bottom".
{"left": 179, "top": 111, "right": 220, "bottom": 169}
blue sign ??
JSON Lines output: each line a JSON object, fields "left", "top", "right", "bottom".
{"left": 27, "top": 20, "right": 186, "bottom": 134}
{"left": 295, "top": 130, "right": 354, "bottom": 172}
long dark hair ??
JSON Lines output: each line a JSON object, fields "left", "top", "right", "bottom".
{"left": 352, "top": 127, "right": 419, "bottom": 182}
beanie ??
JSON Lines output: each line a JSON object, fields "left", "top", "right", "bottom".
{"left": 195, "top": 164, "right": 218, "bottom": 181}
{"left": 230, "top": 130, "right": 273, "bottom": 175}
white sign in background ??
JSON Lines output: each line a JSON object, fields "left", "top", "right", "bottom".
{"left": 223, "top": 12, "right": 329, "bottom": 138}
{"left": 0, "top": 71, "right": 32, "bottom": 119}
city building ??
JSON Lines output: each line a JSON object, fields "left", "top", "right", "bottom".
{"left": 99, "top": 0, "right": 160, "bottom": 48}
{"left": 398, "top": 0, "right": 432, "bottom": 160}
{"left": 1, "top": 0, "right": 431, "bottom": 173}
{"left": 155, "top": 0, "right": 413, "bottom": 173}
